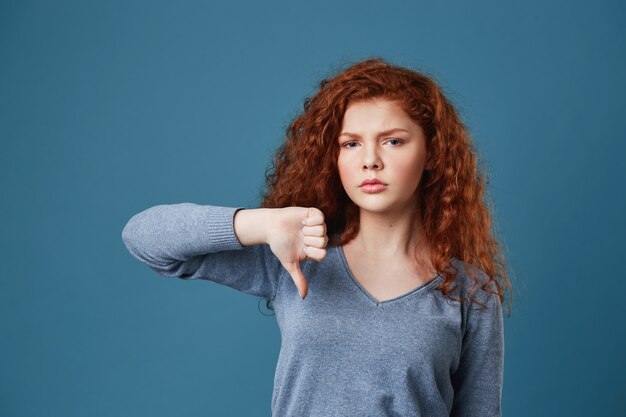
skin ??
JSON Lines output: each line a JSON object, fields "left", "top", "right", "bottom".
{"left": 337, "top": 99, "right": 427, "bottom": 226}
{"left": 236, "top": 205, "right": 327, "bottom": 300}
{"left": 337, "top": 98, "right": 430, "bottom": 247}
{"left": 336, "top": 98, "right": 435, "bottom": 291}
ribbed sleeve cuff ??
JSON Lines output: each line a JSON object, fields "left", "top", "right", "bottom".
{"left": 200, "top": 205, "right": 246, "bottom": 252}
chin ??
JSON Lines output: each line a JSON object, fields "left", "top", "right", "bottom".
{"left": 353, "top": 200, "right": 396, "bottom": 213}
{"left": 352, "top": 195, "right": 415, "bottom": 215}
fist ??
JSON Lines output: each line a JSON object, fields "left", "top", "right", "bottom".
{"left": 266, "top": 207, "right": 328, "bottom": 300}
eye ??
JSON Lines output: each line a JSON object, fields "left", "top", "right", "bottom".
{"left": 341, "top": 141, "right": 358, "bottom": 149}
{"left": 386, "top": 138, "right": 404, "bottom": 146}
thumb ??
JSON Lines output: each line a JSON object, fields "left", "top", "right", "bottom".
{"left": 285, "top": 261, "right": 308, "bottom": 300}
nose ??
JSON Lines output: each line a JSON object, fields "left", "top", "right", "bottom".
{"left": 362, "top": 145, "right": 382, "bottom": 170}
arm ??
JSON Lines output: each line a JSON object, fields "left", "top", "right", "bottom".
{"left": 121, "top": 203, "right": 281, "bottom": 300}
{"left": 450, "top": 286, "right": 505, "bottom": 417}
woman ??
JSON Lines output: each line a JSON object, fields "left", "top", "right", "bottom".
{"left": 122, "top": 57, "right": 513, "bottom": 417}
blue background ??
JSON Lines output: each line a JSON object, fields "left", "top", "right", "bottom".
{"left": 1, "top": 0, "right": 625, "bottom": 416}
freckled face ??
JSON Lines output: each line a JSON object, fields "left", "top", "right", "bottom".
{"left": 337, "top": 98, "right": 430, "bottom": 216}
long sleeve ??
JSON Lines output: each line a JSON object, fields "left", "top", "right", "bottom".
{"left": 450, "top": 283, "right": 505, "bottom": 417}
{"left": 121, "top": 203, "right": 281, "bottom": 301}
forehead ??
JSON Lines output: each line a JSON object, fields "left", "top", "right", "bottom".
{"left": 340, "top": 98, "right": 416, "bottom": 131}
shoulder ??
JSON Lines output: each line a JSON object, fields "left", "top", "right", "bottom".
{"left": 447, "top": 260, "right": 504, "bottom": 344}
{"left": 448, "top": 257, "right": 499, "bottom": 309}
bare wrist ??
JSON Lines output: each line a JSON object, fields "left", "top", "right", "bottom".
{"left": 233, "top": 208, "right": 275, "bottom": 246}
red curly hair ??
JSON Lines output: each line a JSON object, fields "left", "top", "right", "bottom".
{"left": 260, "top": 57, "right": 513, "bottom": 315}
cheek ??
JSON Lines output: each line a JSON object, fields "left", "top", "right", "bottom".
{"left": 337, "top": 154, "right": 354, "bottom": 181}
{"left": 391, "top": 155, "right": 426, "bottom": 183}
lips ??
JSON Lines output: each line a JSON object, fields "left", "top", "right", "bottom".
{"left": 360, "top": 178, "right": 384, "bottom": 186}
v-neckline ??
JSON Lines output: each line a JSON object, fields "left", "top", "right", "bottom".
{"left": 336, "top": 243, "right": 442, "bottom": 307}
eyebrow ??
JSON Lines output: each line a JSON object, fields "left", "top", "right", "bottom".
{"left": 339, "top": 128, "right": 410, "bottom": 138}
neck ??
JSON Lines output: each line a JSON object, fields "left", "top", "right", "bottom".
{"left": 350, "top": 198, "right": 431, "bottom": 262}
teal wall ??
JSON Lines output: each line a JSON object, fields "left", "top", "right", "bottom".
{"left": 1, "top": 0, "right": 624, "bottom": 415}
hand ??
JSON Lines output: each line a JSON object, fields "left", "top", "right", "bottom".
{"left": 266, "top": 207, "right": 328, "bottom": 300}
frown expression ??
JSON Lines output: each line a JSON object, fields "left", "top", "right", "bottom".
{"left": 337, "top": 98, "right": 430, "bottom": 216}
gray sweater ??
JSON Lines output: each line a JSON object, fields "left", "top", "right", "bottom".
{"left": 121, "top": 203, "right": 504, "bottom": 417}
